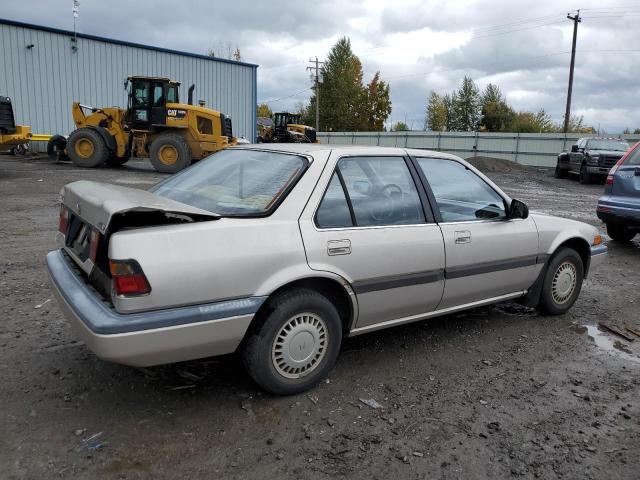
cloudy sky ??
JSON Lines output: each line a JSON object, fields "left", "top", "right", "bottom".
{"left": 3, "top": 0, "right": 639, "bottom": 132}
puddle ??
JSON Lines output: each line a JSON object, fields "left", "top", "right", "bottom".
{"left": 573, "top": 324, "right": 640, "bottom": 364}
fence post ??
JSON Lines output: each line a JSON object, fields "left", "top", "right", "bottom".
{"left": 514, "top": 133, "right": 520, "bottom": 163}
{"left": 473, "top": 131, "right": 479, "bottom": 157}
{"left": 377, "top": 132, "right": 380, "bottom": 146}
{"left": 437, "top": 132, "right": 441, "bottom": 151}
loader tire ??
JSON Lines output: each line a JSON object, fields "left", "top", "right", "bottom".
{"left": 105, "top": 154, "right": 130, "bottom": 167}
{"left": 47, "top": 135, "right": 69, "bottom": 162}
{"left": 67, "top": 128, "right": 109, "bottom": 168}
{"left": 149, "top": 134, "right": 192, "bottom": 173}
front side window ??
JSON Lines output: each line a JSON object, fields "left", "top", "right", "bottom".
{"left": 336, "top": 156, "right": 425, "bottom": 227}
{"left": 151, "top": 150, "right": 307, "bottom": 216}
{"left": 417, "top": 158, "right": 506, "bottom": 222}
{"left": 167, "top": 85, "right": 178, "bottom": 103}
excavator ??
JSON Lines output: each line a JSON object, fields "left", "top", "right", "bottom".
{"left": 257, "top": 112, "right": 317, "bottom": 143}
{"left": 48, "top": 76, "right": 236, "bottom": 173}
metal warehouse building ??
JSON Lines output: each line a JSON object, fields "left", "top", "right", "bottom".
{"left": 0, "top": 18, "right": 257, "bottom": 148}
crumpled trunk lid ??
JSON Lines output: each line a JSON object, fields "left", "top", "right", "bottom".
{"left": 60, "top": 180, "right": 219, "bottom": 234}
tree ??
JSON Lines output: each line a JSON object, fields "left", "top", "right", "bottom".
{"left": 207, "top": 42, "right": 242, "bottom": 61}
{"left": 306, "top": 37, "right": 391, "bottom": 131}
{"left": 480, "top": 84, "right": 514, "bottom": 132}
{"left": 452, "top": 76, "right": 481, "bottom": 131}
{"left": 426, "top": 91, "right": 447, "bottom": 131}
{"left": 256, "top": 103, "right": 273, "bottom": 118}
{"left": 392, "top": 121, "right": 410, "bottom": 131}
{"left": 623, "top": 127, "right": 631, "bottom": 134}
{"left": 361, "top": 72, "right": 392, "bottom": 131}
{"left": 559, "top": 115, "right": 595, "bottom": 134}
{"left": 634, "top": 128, "right": 640, "bottom": 134}
{"left": 509, "top": 109, "right": 555, "bottom": 133}
{"left": 443, "top": 93, "right": 456, "bottom": 131}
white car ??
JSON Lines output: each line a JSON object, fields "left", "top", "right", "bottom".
{"left": 47, "top": 145, "right": 607, "bottom": 394}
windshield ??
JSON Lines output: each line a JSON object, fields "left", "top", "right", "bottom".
{"left": 150, "top": 149, "right": 308, "bottom": 216}
{"left": 587, "top": 139, "right": 629, "bottom": 151}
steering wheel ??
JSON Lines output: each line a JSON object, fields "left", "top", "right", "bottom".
{"left": 369, "top": 183, "right": 403, "bottom": 223}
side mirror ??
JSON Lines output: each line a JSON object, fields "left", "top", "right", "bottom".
{"left": 571, "top": 144, "right": 579, "bottom": 153}
{"left": 507, "top": 199, "right": 529, "bottom": 219}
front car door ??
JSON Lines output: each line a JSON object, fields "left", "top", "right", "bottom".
{"left": 299, "top": 152, "right": 446, "bottom": 331}
{"left": 414, "top": 157, "right": 541, "bottom": 309}
{"left": 569, "top": 138, "right": 585, "bottom": 172}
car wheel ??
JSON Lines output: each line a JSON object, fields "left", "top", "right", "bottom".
{"left": 149, "top": 134, "right": 192, "bottom": 173}
{"left": 606, "top": 223, "right": 636, "bottom": 242}
{"left": 579, "top": 164, "right": 591, "bottom": 184}
{"left": 67, "top": 128, "right": 109, "bottom": 168}
{"left": 537, "top": 247, "right": 584, "bottom": 315}
{"left": 554, "top": 164, "right": 567, "bottom": 179}
{"left": 242, "top": 288, "right": 342, "bottom": 395}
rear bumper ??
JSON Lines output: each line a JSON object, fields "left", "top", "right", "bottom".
{"left": 597, "top": 198, "right": 640, "bottom": 228}
{"left": 589, "top": 244, "right": 608, "bottom": 272}
{"left": 46, "top": 250, "right": 266, "bottom": 366}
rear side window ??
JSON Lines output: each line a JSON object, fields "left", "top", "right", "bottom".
{"left": 316, "top": 156, "right": 425, "bottom": 228}
{"left": 624, "top": 145, "right": 640, "bottom": 166}
{"left": 316, "top": 173, "right": 353, "bottom": 228}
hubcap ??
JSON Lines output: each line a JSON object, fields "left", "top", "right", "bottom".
{"left": 551, "top": 261, "right": 577, "bottom": 304}
{"left": 75, "top": 138, "right": 94, "bottom": 158}
{"left": 272, "top": 313, "right": 328, "bottom": 379}
{"left": 158, "top": 145, "right": 178, "bottom": 165}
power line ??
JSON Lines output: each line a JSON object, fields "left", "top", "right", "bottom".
{"left": 259, "top": 87, "right": 312, "bottom": 105}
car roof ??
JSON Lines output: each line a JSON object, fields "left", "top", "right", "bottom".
{"left": 231, "top": 143, "right": 461, "bottom": 160}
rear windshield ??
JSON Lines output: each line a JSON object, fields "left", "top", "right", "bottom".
{"left": 587, "top": 139, "right": 629, "bottom": 151}
{"left": 150, "top": 149, "right": 308, "bottom": 216}
{"left": 624, "top": 144, "right": 640, "bottom": 166}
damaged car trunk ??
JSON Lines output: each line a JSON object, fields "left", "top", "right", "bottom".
{"left": 58, "top": 180, "right": 220, "bottom": 301}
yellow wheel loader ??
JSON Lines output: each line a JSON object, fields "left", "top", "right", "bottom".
{"left": 257, "top": 112, "right": 317, "bottom": 143}
{"left": 49, "top": 76, "right": 236, "bottom": 173}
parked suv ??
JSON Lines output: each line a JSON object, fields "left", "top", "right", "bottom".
{"left": 597, "top": 142, "right": 640, "bottom": 241}
{"left": 556, "top": 137, "right": 630, "bottom": 184}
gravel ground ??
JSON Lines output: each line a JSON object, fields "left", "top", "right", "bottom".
{"left": 1, "top": 154, "right": 638, "bottom": 480}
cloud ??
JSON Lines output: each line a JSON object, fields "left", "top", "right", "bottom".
{"left": 2, "top": 0, "right": 639, "bottom": 132}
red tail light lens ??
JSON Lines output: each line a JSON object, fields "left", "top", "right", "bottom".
{"left": 58, "top": 206, "right": 69, "bottom": 234}
{"left": 109, "top": 260, "right": 151, "bottom": 296}
{"left": 606, "top": 157, "right": 625, "bottom": 185}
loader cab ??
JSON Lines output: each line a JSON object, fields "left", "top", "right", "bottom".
{"left": 126, "top": 77, "right": 180, "bottom": 130}
{"left": 274, "top": 112, "right": 301, "bottom": 135}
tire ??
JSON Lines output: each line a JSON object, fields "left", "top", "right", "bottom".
{"left": 242, "top": 288, "right": 342, "bottom": 395}
{"left": 537, "top": 247, "right": 584, "bottom": 315}
{"left": 579, "top": 164, "right": 591, "bottom": 184}
{"left": 606, "top": 223, "right": 636, "bottom": 242}
{"left": 47, "top": 135, "right": 69, "bottom": 162}
{"left": 554, "top": 164, "right": 567, "bottom": 179}
{"left": 67, "top": 128, "right": 109, "bottom": 168}
{"left": 149, "top": 133, "right": 192, "bottom": 173}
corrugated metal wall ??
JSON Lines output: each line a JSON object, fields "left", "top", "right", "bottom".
{"left": 0, "top": 19, "right": 257, "bottom": 150}
{"left": 318, "top": 132, "right": 640, "bottom": 167}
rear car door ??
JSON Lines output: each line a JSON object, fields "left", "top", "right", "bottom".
{"left": 610, "top": 145, "right": 640, "bottom": 210}
{"left": 299, "top": 153, "right": 445, "bottom": 330}
{"left": 414, "top": 157, "right": 540, "bottom": 309}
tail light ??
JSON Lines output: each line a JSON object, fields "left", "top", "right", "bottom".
{"left": 58, "top": 205, "right": 69, "bottom": 234}
{"left": 605, "top": 157, "right": 625, "bottom": 185}
{"left": 109, "top": 259, "right": 151, "bottom": 296}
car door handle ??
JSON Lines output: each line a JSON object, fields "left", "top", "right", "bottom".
{"left": 327, "top": 239, "right": 351, "bottom": 256}
{"left": 454, "top": 230, "right": 471, "bottom": 244}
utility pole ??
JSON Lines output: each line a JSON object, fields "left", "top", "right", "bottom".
{"left": 307, "top": 57, "right": 324, "bottom": 131}
{"left": 563, "top": 10, "right": 581, "bottom": 133}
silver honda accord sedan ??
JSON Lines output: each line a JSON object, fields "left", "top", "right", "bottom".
{"left": 46, "top": 145, "right": 607, "bottom": 394}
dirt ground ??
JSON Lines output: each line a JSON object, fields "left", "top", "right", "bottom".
{"left": 1, "top": 154, "right": 638, "bottom": 480}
